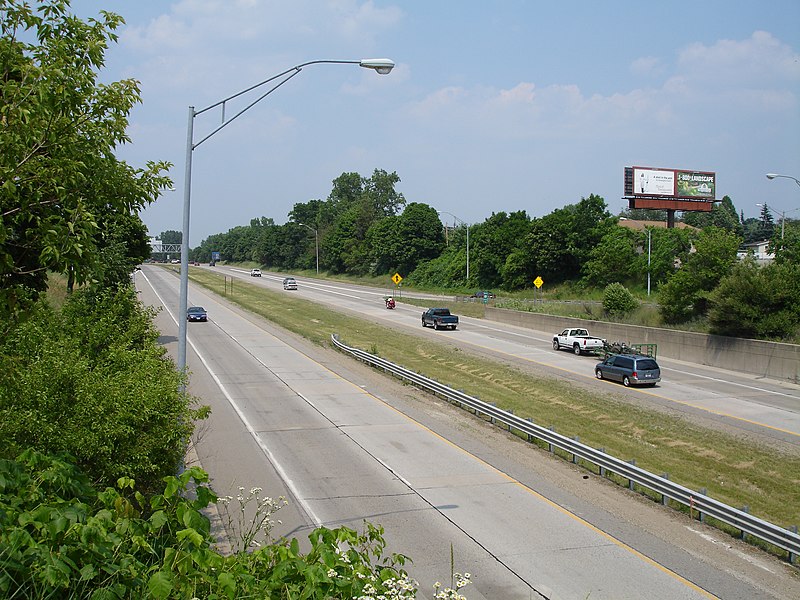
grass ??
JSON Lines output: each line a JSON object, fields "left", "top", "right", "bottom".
{"left": 181, "top": 266, "right": 800, "bottom": 533}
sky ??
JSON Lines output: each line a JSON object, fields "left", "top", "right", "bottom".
{"left": 69, "top": 1, "right": 800, "bottom": 246}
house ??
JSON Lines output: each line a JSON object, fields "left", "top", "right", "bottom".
{"left": 737, "top": 240, "right": 773, "bottom": 264}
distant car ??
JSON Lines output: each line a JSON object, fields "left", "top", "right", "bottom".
{"left": 283, "top": 277, "right": 297, "bottom": 290}
{"left": 170, "top": 259, "right": 179, "bottom": 264}
{"left": 250, "top": 268, "right": 262, "bottom": 277}
{"left": 471, "top": 290, "right": 496, "bottom": 299}
{"left": 595, "top": 354, "right": 660, "bottom": 387}
{"left": 187, "top": 306, "right": 207, "bottom": 322}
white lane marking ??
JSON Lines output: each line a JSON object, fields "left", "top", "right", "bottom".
{"left": 139, "top": 269, "right": 323, "bottom": 526}
{"left": 685, "top": 527, "right": 776, "bottom": 573}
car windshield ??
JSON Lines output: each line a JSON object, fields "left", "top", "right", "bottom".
{"left": 188, "top": 307, "right": 205, "bottom": 313}
{"left": 637, "top": 359, "right": 659, "bottom": 370}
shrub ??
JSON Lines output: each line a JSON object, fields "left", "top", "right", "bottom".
{"left": 603, "top": 282, "right": 639, "bottom": 316}
{"left": 0, "top": 288, "right": 206, "bottom": 492}
{"left": 0, "top": 451, "right": 421, "bottom": 600}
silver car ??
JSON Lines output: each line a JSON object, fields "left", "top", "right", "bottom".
{"left": 595, "top": 354, "right": 660, "bottom": 387}
{"left": 282, "top": 277, "right": 297, "bottom": 290}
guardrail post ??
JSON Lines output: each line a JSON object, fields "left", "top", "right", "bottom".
{"left": 548, "top": 426, "right": 555, "bottom": 453}
{"left": 489, "top": 403, "right": 496, "bottom": 425}
{"left": 741, "top": 506, "right": 749, "bottom": 541}
{"left": 526, "top": 419, "right": 534, "bottom": 442}
{"left": 661, "top": 473, "right": 669, "bottom": 505}
{"left": 573, "top": 437, "right": 579, "bottom": 463}
{"left": 507, "top": 409, "right": 514, "bottom": 432}
{"left": 698, "top": 488, "right": 707, "bottom": 522}
{"left": 790, "top": 526, "right": 798, "bottom": 565}
{"left": 628, "top": 459, "right": 636, "bottom": 490}
{"left": 598, "top": 448, "right": 605, "bottom": 477}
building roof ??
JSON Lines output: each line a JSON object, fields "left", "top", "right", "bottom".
{"left": 617, "top": 219, "right": 697, "bottom": 232}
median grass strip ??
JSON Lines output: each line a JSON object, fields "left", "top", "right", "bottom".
{"left": 185, "top": 267, "right": 800, "bottom": 532}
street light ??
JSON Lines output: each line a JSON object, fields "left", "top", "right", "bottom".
{"left": 645, "top": 227, "right": 652, "bottom": 297}
{"left": 437, "top": 211, "right": 470, "bottom": 281}
{"left": 178, "top": 58, "right": 395, "bottom": 379}
{"left": 756, "top": 203, "right": 800, "bottom": 242}
{"left": 766, "top": 173, "right": 800, "bottom": 187}
{"left": 297, "top": 222, "right": 319, "bottom": 275}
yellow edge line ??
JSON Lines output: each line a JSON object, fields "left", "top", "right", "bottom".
{"left": 319, "top": 348, "right": 720, "bottom": 599}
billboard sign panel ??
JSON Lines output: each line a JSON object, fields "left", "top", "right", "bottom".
{"left": 626, "top": 166, "right": 715, "bottom": 200}
{"left": 676, "top": 170, "right": 715, "bottom": 198}
{"left": 634, "top": 167, "right": 675, "bottom": 196}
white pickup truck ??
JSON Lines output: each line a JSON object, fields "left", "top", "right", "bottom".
{"left": 553, "top": 328, "right": 606, "bottom": 356}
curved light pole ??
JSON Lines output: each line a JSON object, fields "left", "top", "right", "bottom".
{"left": 766, "top": 173, "right": 800, "bottom": 187}
{"left": 437, "top": 210, "right": 470, "bottom": 281}
{"left": 178, "top": 58, "right": 395, "bottom": 380}
{"left": 297, "top": 222, "right": 319, "bottom": 275}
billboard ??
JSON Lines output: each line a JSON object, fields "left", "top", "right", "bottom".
{"left": 625, "top": 166, "right": 715, "bottom": 200}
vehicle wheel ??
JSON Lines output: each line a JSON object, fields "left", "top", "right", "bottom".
{"left": 573, "top": 344, "right": 582, "bottom": 356}
{"left": 451, "top": 325, "right": 457, "bottom": 330}
{"left": 595, "top": 369, "right": 603, "bottom": 380}
{"left": 623, "top": 376, "right": 631, "bottom": 387}
{"left": 421, "top": 319, "right": 426, "bottom": 328}
{"left": 434, "top": 321, "right": 440, "bottom": 330}
{"left": 552, "top": 340, "right": 560, "bottom": 351}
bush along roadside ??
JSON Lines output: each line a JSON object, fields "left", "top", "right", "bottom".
{"left": 0, "top": 450, "right": 453, "bottom": 599}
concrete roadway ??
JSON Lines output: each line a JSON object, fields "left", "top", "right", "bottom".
{"left": 216, "top": 266, "right": 800, "bottom": 451}
{"left": 136, "top": 265, "right": 798, "bottom": 600}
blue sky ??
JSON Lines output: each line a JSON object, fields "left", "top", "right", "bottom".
{"left": 72, "top": 1, "right": 800, "bottom": 245}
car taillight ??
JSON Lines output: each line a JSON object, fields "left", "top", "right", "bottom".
{"left": 632, "top": 371, "right": 638, "bottom": 379}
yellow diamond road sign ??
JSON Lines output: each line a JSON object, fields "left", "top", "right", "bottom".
{"left": 392, "top": 273, "right": 403, "bottom": 285}
{"left": 534, "top": 276, "right": 544, "bottom": 288}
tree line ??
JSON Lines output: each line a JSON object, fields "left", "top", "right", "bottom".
{"left": 177, "top": 174, "right": 799, "bottom": 341}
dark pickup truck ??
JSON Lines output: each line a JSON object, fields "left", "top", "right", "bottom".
{"left": 421, "top": 307, "right": 459, "bottom": 330}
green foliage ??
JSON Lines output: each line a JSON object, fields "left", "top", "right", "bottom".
{"left": 0, "top": 451, "right": 417, "bottom": 599}
{"left": 469, "top": 211, "right": 531, "bottom": 288}
{"left": 769, "top": 220, "right": 800, "bottom": 265}
{"left": 0, "top": 287, "right": 203, "bottom": 493}
{"left": 602, "top": 282, "right": 639, "bottom": 316}
{"left": 708, "top": 259, "right": 800, "bottom": 340}
{"left": 0, "top": 0, "right": 172, "bottom": 321}
{"left": 581, "top": 226, "right": 639, "bottom": 287}
{"left": 519, "top": 194, "right": 615, "bottom": 286}
{"left": 366, "top": 203, "right": 445, "bottom": 276}
{"left": 658, "top": 227, "right": 741, "bottom": 324}
{"left": 682, "top": 196, "right": 743, "bottom": 237}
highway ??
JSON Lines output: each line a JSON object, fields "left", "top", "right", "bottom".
{"left": 136, "top": 265, "right": 799, "bottom": 600}
{"left": 220, "top": 265, "right": 800, "bottom": 449}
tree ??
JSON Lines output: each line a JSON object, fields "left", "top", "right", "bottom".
{"left": 521, "top": 194, "right": 614, "bottom": 285}
{"left": 657, "top": 227, "right": 741, "bottom": 323}
{"left": 159, "top": 229, "right": 182, "bottom": 245}
{"left": 682, "top": 196, "right": 743, "bottom": 236}
{"left": 770, "top": 220, "right": 800, "bottom": 265}
{"left": 469, "top": 211, "right": 531, "bottom": 288}
{"left": 0, "top": 0, "right": 171, "bottom": 324}
{"left": 708, "top": 259, "right": 800, "bottom": 340}
{"left": 366, "top": 203, "right": 444, "bottom": 276}
{"left": 581, "top": 226, "right": 639, "bottom": 287}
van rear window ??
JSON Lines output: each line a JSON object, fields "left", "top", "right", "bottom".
{"left": 637, "top": 359, "right": 659, "bottom": 370}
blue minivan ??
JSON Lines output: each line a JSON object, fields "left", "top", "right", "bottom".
{"left": 595, "top": 353, "right": 660, "bottom": 387}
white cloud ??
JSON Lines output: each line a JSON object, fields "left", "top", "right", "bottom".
{"left": 678, "top": 30, "right": 800, "bottom": 84}
{"left": 630, "top": 56, "right": 660, "bottom": 75}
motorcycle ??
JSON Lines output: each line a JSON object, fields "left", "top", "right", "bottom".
{"left": 385, "top": 297, "right": 396, "bottom": 309}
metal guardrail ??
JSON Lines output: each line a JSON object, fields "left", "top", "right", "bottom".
{"left": 331, "top": 334, "right": 800, "bottom": 563}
